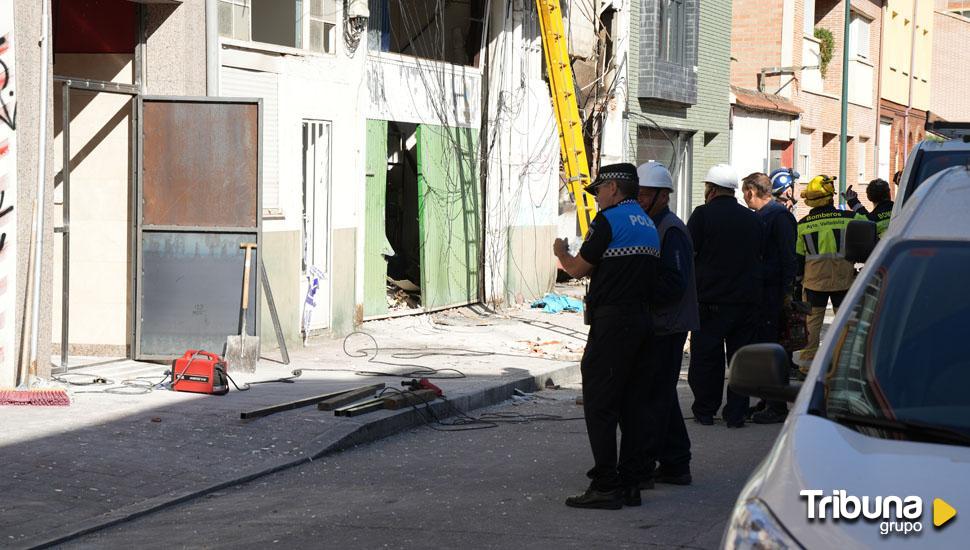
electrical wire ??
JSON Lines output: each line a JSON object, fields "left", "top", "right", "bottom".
{"left": 378, "top": 386, "right": 585, "bottom": 432}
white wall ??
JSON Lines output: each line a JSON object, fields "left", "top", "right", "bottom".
{"left": 482, "top": 0, "right": 559, "bottom": 304}
{"left": 0, "top": 0, "right": 18, "bottom": 383}
{"left": 219, "top": 37, "right": 368, "bottom": 329}
{"left": 366, "top": 53, "right": 482, "bottom": 128}
{"left": 730, "top": 107, "right": 800, "bottom": 200}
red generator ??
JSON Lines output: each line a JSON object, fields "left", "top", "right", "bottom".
{"left": 171, "top": 350, "right": 229, "bottom": 395}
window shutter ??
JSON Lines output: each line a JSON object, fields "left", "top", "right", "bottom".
{"left": 221, "top": 67, "right": 280, "bottom": 209}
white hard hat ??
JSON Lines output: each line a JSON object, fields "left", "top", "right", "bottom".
{"left": 637, "top": 162, "right": 674, "bottom": 190}
{"left": 703, "top": 163, "right": 739, "bottom": 190}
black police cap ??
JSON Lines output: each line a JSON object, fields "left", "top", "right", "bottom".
{"left": 587, "top": 163, "right": 638, "bottom": 192}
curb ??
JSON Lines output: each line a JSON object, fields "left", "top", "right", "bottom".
{"left": 24, "top": 363, "right": 582, "bottom": 549}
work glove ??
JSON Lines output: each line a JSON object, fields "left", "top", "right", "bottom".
{"left": 842, "top": 185, "right": 859, "bottom": 206}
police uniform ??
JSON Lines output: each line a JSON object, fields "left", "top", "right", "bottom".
{"left": 576, "top": 178, "right": 660, "bottom": 496}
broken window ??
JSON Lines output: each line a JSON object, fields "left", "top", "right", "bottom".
{"left": 218, "top": 0, "right": 340, "bottom": 54}
{"left": 367, "top": 0, "right": 485, "bottom": 67}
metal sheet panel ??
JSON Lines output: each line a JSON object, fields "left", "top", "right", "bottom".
{"left": 363, "top": 119, "right": 389, "bottom": 317}
{"left": 136, "top": 97, "right": 261, "bottom": 360}
{"left": 416, "top": 124, "right": 481, "bottom": 310}
{"left": 139, "top": 232, "right": 257, "bottom": 357}
{"left": 142, "top": 100, "right": 258, "bottom": 227}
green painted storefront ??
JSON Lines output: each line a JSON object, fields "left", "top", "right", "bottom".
{"left": 364, "top": 120, "right": 482, "bottom": 318}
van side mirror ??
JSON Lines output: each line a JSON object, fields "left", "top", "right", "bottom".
{"left": 728, "top": 344, "right": 800, "bottom": 403}
{"left": 844, "top": 220, "right": 877, "bottom": 263}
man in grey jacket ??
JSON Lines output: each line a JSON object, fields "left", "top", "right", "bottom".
{"left": 636, "top": 162, "right": 699, "bottom": 486}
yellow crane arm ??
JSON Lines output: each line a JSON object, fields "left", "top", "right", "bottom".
{"left": 535, "top": 0, "right": 597, "bottom": 237}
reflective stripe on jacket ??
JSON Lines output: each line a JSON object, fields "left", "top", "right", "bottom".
{"left": 796, "top": 206, "right": 866, "bottom": 292}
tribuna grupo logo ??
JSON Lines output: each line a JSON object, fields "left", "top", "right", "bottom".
{"left": 800, "top": 490, "right": 957, "bottom": 536}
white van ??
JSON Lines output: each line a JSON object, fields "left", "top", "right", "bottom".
{"left": 721, "top": 165, "right": 970, "bottom": 548}
{"left": 892, "top": 120, "right": 970, "bottom": 218}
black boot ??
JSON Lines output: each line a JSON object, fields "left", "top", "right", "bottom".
{"left": 565, "top": 486, "right": 624, "bottom": 510}
{"left": 622, "top": 486, "right": 642, "bottom": 507}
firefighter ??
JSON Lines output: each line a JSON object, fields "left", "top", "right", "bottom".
{"left": 687, "top": 164, "right": 764, "bottom": 428}
{"left": 842, "top": 178, "right": 894, "bottom": 237}
{"left": 635, "top": 162, "right": 698, "bottom": 486}
{"left": 741, "top": 172, "right": 797, "bottom": 424}
{"left": 795, "top": 175, "right": 867, "bottom": 371}
{"left": 553, "top": 163, "right": 660, "bottom": 509}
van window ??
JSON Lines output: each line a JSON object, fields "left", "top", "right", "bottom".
{"left": 825, "top": 242, "right": 970, "bottom": 441}
{"left": 904, "top": 150, "right": 970, "bottom": 203}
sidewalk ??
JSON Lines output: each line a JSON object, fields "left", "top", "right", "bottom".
{"left": 1, "top": 303, "right": 587, "bottom": 549}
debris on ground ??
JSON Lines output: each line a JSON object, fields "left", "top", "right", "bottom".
{"left": 511, "top": 339, "right": 584, "bottom": 361}
{"left": 386, "top": 282, "right": 420, "bottom": 311}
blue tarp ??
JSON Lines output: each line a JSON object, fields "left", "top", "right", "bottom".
{"left": 530, "top": 293, "right": 584, "bottom": 314}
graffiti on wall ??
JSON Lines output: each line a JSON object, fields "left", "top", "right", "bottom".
{"left": 0, "top": 0, "right": 17, "bottom": 379}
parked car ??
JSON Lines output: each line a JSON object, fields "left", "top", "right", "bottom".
{"left": 722, "top": 165, "right": 970, "bottom": 549}
{"left": 893, "top": 120, "right": 970, "bottom": 217}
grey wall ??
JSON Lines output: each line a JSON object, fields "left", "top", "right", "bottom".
{"left": 258, "top": 230, "right": 302, "bottom": 353}
{"left": 145, "top": 0, "right": 207, "bottom": 96}
{"left": 331, "top": 227, "right": 357, "bottom": 337}
{"left": 13, "top": 0, "right": 55, "bottom": 382}
{"left": 506, "top": 225, "right": 557, "bottom": 306}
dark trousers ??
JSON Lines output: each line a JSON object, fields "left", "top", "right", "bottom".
{"left": 580, "top": 312, "right": 652, "bottom": 491}
{"left": 688, "top": 303, "right": 758, "bottom": 424}
{"left": 642, "top": 332, "right": 691, "bottom": 477}
{"left": 804, "top": 288, "right": 847, "bottom": 309}
{"left": 758, "top": 287, "right": 788, "bottom": 415}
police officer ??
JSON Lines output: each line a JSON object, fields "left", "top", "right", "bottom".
{"left": 687, "top": 164, "right": 764, "bottom": 428}
{"left": 635, "top": 162, "right": 698, "bottom": 486}
{"left": 553, "top": 163, "right": 660, "bottom": 510}
{"left": 795, "top": 175, "right": 866, "bottom": 371}
{"left": 741, "top": 172, "right": 797, "bottom": 424}
{"left": 843, "top": 178, "right": 894, "bottom": 237}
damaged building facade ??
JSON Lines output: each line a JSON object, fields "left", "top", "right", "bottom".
{"left": 4, "top": 0, "right": 561, "bottom": 384}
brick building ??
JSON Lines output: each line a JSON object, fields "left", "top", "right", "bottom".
{"left": 931, "top": 3, "right": 970, "bottom": 122}
{"left": 877, "top": 0, "right": 933, "bottom": 186}
{"left": 731, "top": 0, "right": 883, "bottom": 218}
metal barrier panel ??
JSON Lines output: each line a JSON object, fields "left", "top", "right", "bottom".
{"left": 136, "top": 97, "right": 261, "bottom": 360}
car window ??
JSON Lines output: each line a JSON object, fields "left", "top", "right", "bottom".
{"left": 905, "top": 150, "right": 970, "bottom": 203}
{"left": 824, "top": 242, "right": 970, "bottom": 439}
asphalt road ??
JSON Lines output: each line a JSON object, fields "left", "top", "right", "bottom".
{"left": 66, "top": 387, "right": 781, "bottom": 550}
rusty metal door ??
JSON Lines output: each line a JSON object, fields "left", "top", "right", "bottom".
{"left": 135, "top": 97, "right": 261, "bottom": 360}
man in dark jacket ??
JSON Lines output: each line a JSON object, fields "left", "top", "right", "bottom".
{"left": 742, "top": 172, "right": 797, "bottom": 424}
{"left": 636, "top": 161, "right": 698, "bottom": 485}
{"left": 687, "top": 164, "right": 764, "bottom": 428}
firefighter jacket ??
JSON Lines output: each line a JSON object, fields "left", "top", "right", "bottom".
{"left": 796, "top": 205, "right": 867, "bottom": 292}
{"left": 847, "top": 198, "right": 894, "bottom": 237}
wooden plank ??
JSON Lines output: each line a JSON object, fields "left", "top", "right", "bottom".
{"left": 382, "top": 389, "right": 437, "bottom": 410}
{"left": 333, "top": 397, "right": 386, "bottom": 417}
{"left": 240, "top": 388, "right": 357, "bottom": 420}
{"left": 316, "top": 383, "right": 386, "bottom": 411}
